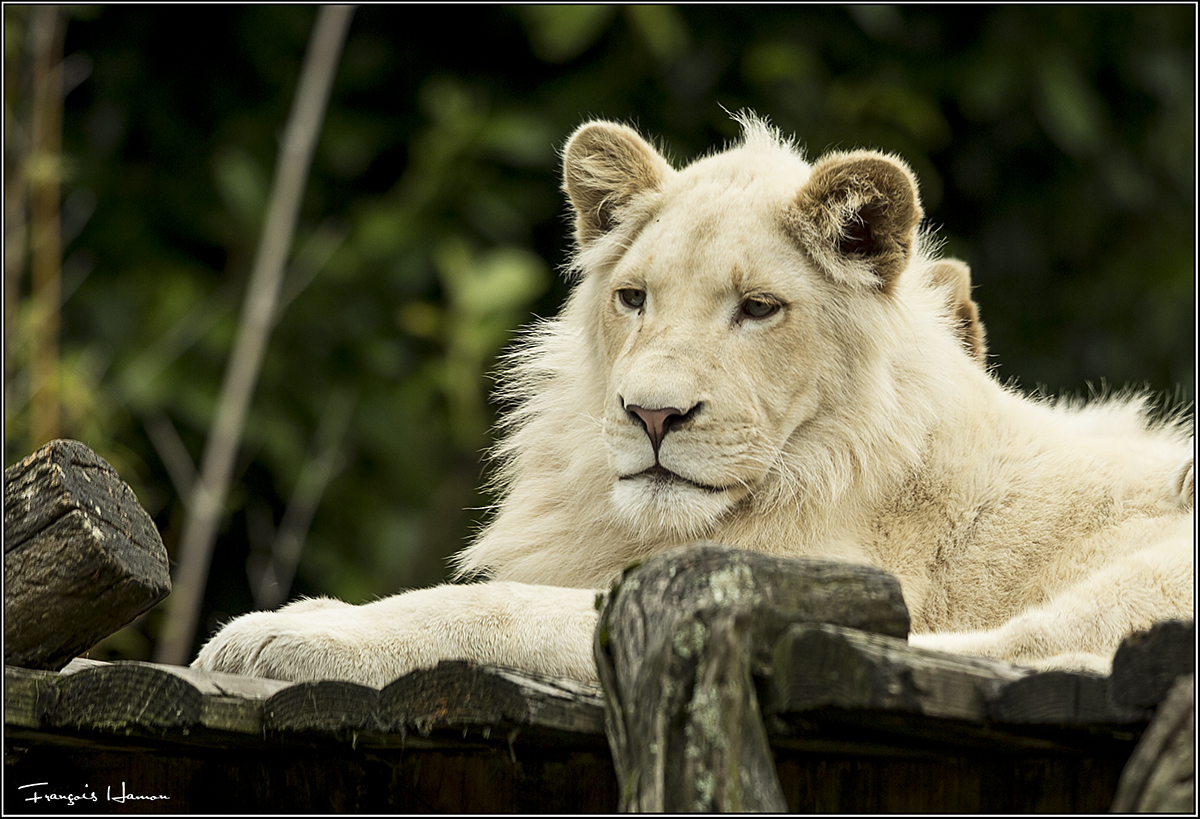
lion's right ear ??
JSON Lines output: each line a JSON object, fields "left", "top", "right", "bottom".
{"left": 928, "top": 258, "right": 989, "bottom": 364}
{"left": 562, "top": 121, "right": 674, "bottom": 246}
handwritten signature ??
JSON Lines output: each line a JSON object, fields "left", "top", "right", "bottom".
{"left": 19, "top": 781, "right": 171, "bottom": 804}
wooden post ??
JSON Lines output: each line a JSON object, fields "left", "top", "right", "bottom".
{"left": 594, "top": 543, "right": 910, "bottom": 812}
{"left": 1109, "top": 619, "right": 1195, "bottom": 709}
{"left": 1110, "top": 674, "right": 1195, "bottom": 812}
{"left": 4, "top": 439, "right": 171, "bottom": 670}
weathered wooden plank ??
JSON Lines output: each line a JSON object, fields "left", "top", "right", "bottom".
{"left": 1110, "top": 673, "right": 1195, "bottom": 812}
{"left": 595, "top": 543, "right": 910, "bottom": 812}
{"left": 986, "top": 669, "right": 1149, "bottom": 726}
{"left": 59, "top": 657, "right": 110, "bottom": 674}
{"left": 48, "top": 662, "right": 204, "bottom": 732}
{"left": 379, "top": 660, "right": 606, "bottom": 740}
{"left": 157, "top": 662, "right": 289, "bottom": 735}
{"left": 4, "top": 665, "right": 59, "bottom": 729}
{"left": 143, "top": 660, "right": 292, "bottom": 700}
{"left": 768, "top": 622, "right": 1032, "bottom": 724}
{"left": 489, "top": 666, "right": 606, "bottom": 735}
{"left": 50, "top": 659, "right": 291, "bottom": 737}
{"left": 3, "top": 661, "right": 110, "bottom": 730}
{"left": 266, "top": 679, "right": 383, "bottom": 734}
{"left": 1110, "top": 619, "right": 1195, "bottom": 710}
{"left": 7, "top": 657, "right": 606, "bottom": 747}
{"left": 768, "top": 622, "right": 1157, "bottom": 732}
{"left": 4, "top": 439, "right": 170, "bottom": 671}
{"left": 197, "top": 694, "right": 269, "bottom": 736}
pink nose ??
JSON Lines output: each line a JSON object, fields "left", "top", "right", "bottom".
{"left": 624, "top": 403, "right": 697, "bottom": 457}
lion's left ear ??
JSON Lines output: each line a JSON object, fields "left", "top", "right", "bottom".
{"left": 787, "top": 150, "right": 923, "bottom": 292}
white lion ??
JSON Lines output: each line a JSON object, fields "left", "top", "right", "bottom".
{"left": 194, "top": 114, "right": 1194, "bottom": 686}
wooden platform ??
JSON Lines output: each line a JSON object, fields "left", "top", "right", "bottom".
{"left": 5, "top": 620, "right": 1192, "bottom": 813}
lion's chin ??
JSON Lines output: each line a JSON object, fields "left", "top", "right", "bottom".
{"left": 610, "top": 470, "right": 741, "bottom": 537}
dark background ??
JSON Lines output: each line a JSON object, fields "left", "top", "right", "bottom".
{"left": 4, "top": 5, "right": 1194, "bottom": 662}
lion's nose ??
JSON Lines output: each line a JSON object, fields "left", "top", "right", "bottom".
{"left": 624, "top": 402, "right": 700, "bottom": 458}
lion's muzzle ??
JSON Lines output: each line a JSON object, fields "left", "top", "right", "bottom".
{"left": 623, "top": 401, "right": 702, "bottom": 458}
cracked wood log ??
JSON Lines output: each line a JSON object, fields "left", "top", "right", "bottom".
{"left": 594, "top": 543, "right": 909, "bottom": 812}
{"left": 4, "top": 439, "right": 171, "bottom": 670}
{"left": 769, "top": 622, "right": 1032, "bottom": 723}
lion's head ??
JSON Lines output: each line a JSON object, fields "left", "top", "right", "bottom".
{"left": 457, "top": 115, "right": 989, "bottom": 585}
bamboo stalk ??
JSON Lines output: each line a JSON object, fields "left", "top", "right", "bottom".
{"left": 28, "top": 5, "right": 64, "bottom": 447}
{"left": 154, "top": 5, "right": 356, "bottom": 666}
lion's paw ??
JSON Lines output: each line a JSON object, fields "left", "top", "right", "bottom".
{"left": 191, "top": 608, "right": 400, "bottom": 686}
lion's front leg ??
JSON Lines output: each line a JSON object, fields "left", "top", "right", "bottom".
{"left": 192, "top": 582, "right": 602, "bottom": 686}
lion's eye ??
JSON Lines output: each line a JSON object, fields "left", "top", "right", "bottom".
{"left": 740, "top": 297, "right": 780, "bottom": 320}
{"left": 617, "top": 288, "right": 646, "bottom": 310}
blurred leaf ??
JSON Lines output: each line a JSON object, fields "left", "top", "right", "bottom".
{"left": 742, "top": 43, "right": 819, "bottom": 86}
{"left": 624, "top": 6, "right": 690, "bottom": 61}
{"left": 213, "top": 144, "right": 269, "bottom": 231}
{"left": 478, "top": 113, "right": 558, "bottom": 167}
{"left": 434, "top": 238, "right": 549, "bottom": 447}
{"left": 1034, "top": 51, "right": 1107, "bottom": 157}
{"left": 397, "top": 301, "right": 441, "bottom": 339}
{"left": 518, "top": 5, "right": 616, "bottom": 63}
{"left": 442, "top": 242, "right": 548, "bottom": 322}
{"left": 848, "top": 5, "right": 904, "bottom": 40}
{"left": 828, "top": 78, "right": 950, "bottom": 147}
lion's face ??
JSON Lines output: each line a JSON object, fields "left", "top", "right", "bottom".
{"left": 598, "top": 188, "right": 829, "bottom": 533}
{"left": 562, "top": 116, "right": 924, "bottom": 539}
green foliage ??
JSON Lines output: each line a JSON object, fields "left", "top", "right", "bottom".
{"left": 4, "top": 6, "right": 1193, "bottom": 660}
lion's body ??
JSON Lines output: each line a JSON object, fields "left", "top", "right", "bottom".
{"left": 195, "top": 116, "right": 1193, "bottom": 685}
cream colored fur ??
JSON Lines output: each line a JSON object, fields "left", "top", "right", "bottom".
{"left": 194, "top": 115, "right": 1193, "bottom": 686}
